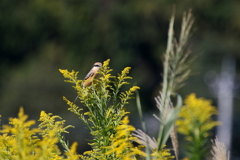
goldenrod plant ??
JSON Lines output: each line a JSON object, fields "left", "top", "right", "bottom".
{"left": 60, "top": 59, "right": 143, "bottom": 159}
{"left": 0, "top": 107, "right": 79, "bottom": 160}
{"left": 176, "top": 94, "right": 220, "bottom": 160}
{"left": 102, "top": 116, "right": 146, "bottom": 159}
{"left": 38, "top": 111, "right": 75, "bottom": 155}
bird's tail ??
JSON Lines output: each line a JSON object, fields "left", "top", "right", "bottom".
{"left": 73, "top": 95, "right": 79, "bottom": 104}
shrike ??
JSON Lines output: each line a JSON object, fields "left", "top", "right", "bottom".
{"left": 74, "top": 62, "right": 102, "bottom": 103}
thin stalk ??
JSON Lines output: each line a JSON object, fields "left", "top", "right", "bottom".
{"left": 136, "top": 91, "right": 151, "bottom": 160}
{"left": 157, "top": 8, "right": 175, "bottom": 151}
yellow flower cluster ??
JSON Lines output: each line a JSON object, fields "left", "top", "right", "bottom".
{"left": 0, "top": 107, "right": 79, "bottom": 160}
{"left": 105, "top": 116, "right": 146, "bottom": 160}
{"left": 39, "top": 110, "right": 74, "bottom": 136}
{"left": 151, "top": 148, "right": 174, "bottom": 160}
{"left": 59, "top": 69, "right": 80, "bottom": 85}
{"left": 176, "top": 93, "right": 220, "bottom": 140}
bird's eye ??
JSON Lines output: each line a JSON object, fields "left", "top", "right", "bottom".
{"left": 94, "top": 64, "right": 99, "bottom": 67}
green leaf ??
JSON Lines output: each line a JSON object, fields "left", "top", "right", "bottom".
{"left": 158, "top": 94, "right": 182, "bottom": 150}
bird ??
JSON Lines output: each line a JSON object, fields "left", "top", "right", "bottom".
{"left": 82, "top": 62, "right": 102, "bottom": 87}
{"left": 74, "top": 62, "right": 102, "bottom": 103}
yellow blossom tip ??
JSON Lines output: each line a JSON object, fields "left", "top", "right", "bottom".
{"left": 103, "top": 59, "right": 110, "bottom": 67}
{"left": 84, "top": 112, "right": 90, "bottom": 115}
{"left": 130, "top": 86, "right": 140, "bottom": 92}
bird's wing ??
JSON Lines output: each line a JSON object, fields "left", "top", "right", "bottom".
{"left": 84, "top": 70, "right": 95, "bottom": 80}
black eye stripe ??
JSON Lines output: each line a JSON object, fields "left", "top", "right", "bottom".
{"left": 92, "top": 62, "right": 102, "bottom": 67}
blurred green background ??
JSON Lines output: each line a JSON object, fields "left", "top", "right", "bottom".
{"left": 1, "top": 0, "right": 240, "bottom": 159}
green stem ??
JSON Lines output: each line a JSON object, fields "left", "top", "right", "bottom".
{"left": 157, "top": 8, "right": 175, "bottom": 151}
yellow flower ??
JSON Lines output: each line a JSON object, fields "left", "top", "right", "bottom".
{"left": 105, "top": 116, "right": 146, "bottom": 159}
{"left": 0, "top": 108, "right": 81, "bottom": 159}
{"left": 59, "top": 69, "right": 79, "bottom": 84}
{"left": 176, "top": 93, "right": 220, "bottom": 140}
{"left": 38, "top": 110, "right": 74, "bottom": 136}
{"left": 151, "top": 147, "right": 174, "bottom": 160}
{"left": 0, "top": 108, "right": 62, "bottom": 159}
{"left": 65, "top": 142, "right": 80, "bottom": 160}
